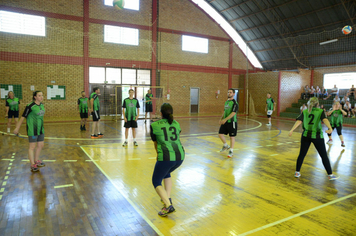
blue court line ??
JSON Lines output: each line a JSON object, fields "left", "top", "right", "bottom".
{"left": 103, "top": 123, "right": 122, "bottom": 133}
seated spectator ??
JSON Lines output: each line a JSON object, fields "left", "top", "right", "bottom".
{"left": 349, "top": 85, "right": 356, "bottom": 100}
{"left": 324, "top": 84, "right": 338, "bottom": 100}
{"left": 341, "top": 95, "right": 350, "bottom": 105}
{"left": 315, "top": 86, "right": 321, "bottom": 98}
{"left": 321, "top": 87, "right": 328, "bottom": 98}
{"left": 301, "top": 85, "right": 310, "bottom": 99}
{"left": 309, "top": 86, "right": 316, "bottom": 97}
{"left": 333, "top": 95, "right": 340, "bottom": 104}
{"left": 343, "top": 101, "right": 352, "bottom": 117}
{"left": 300, "top": 103, "right": 307, "bottom": 113}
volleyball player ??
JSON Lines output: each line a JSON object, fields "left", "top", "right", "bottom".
{"left": 265, "top": 92, "right": 275, "bottom": 126}
{"left": 13, "top": 91, "right": 45, "bottom": 172}
{"left": 5, "top": 91, "right": 20, "bottom": 134}
{"left": 289, "top": 97, "right": 338, "bottom": 180}
{"left": 122, "top": 89, "right": 140, "bottom": 146}
{"left": 150, "top": 103, "right": 185, "bottom": 216}
{"left": 218, "top": 88, "right": 238, "bottom": 158}
{"left": 77, "top": 91, "right": 88, "bottom": 131}
{"left": 326, "top": 102, "right": 347, "bottom": 147}
{"left": 144, "top": 89, "right": 153, "bottom": 123}
{"left": 89, "top": 87, "right": 103, "bottom": 139}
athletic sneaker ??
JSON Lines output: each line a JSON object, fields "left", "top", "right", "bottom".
{"left": 35, "top": 160, "right": 45, "bottom": 167}
{"left": 83, "top": 126, "right": 86, "bottom": 131}
{"left": 31, "top": 164, "right": 39, "bottom": 172}
{"left": 80, "top": 126, "right": 83, "bottom": 131}
{"left": 133, "top": 141, "right": 138, "bottom": 146}
{"left": 91, "top": 134, "right": 99, "bottom": 139}
{"left": 266, "top": 123, "right": 271, "bottom": 126}
{"left": 294, "top": 171, "right": 301, "bottom": 178}
{"left": 341, "top": 142, "right": 345, "bottom": 147}
{"left": 328, "top": 174, "right": 339, "bottom": 181}
{"left": 161, "top": 198, "right": 173, "bottom": 208}
{"left": 326, "top": 139, "right": 333, "bottom": 144}
{"left": 158, "top": 205, "right": 175, "bottom": 217}
{"left": 98, "top": 133, "right": 104, "bottom": 138}
{"left": 227, "top": 150, "right": 233, "bottom": 158}
{"left": 219, "top": 145, "right": 230, "bottom": 152}
{"left": 122, "top": 141, "right": 128, "bottom": 147}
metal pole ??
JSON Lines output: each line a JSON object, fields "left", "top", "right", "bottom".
{"left": 246, "top": 45, "right": 249, "bottom": 115}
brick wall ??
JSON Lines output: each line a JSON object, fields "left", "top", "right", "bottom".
{"left": 232, "top": 45, "right": 253, "bottom": 70}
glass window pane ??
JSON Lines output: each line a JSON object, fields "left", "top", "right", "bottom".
{"left": 182, "top": 35, "right": 208, "bottom": 54}
{"left": 106, "top": 68, "right": 121, "bottom": 84}
{"left": 324, "top": 72, "right": 356, "bottom": 89}
{"left": 137, "top": 70, "right": 150, "bottom": 85}
{"left": 104, "top": 25, "right": 139, "bottom": 46}
{"left": 122, "top": 69, "right": 136, "bottom": 84}
{"left": 0, "top": 10, "right": 45, "bottom": 36}
{"left": 104, "top": 0, "right": 139, "bottom": 11}
{"left": 89, "top": 67, "right": 105, "bottom": 83}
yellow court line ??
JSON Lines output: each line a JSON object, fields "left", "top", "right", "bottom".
{"left": 12, "top": 153, "right": 15, "bottom": 155}
{"left": 0, "top": 188, "right": 4, "bottom": 192}
{"left": 2, "top": 159, "right": 13, "bottom": 161}
{"left": 2, "top": 182, "right": 6, "bottom": 186}
{"left": 79, "top": 146, "right": 164, "bottom": 236}
{"left": 0, "top": 195, "right": 2, "bottom": 200}
{"left": 6, "top": 171, "right": 9, "bottom": 175}
{"left": 238, "top": 192, "right": 356, "bottom": 236}
{"left": 54, "top": 184, "right": 73, "bottom": 189}
{"left": 63, "top": 160, "right": 77, "bottom": 162}
{"left": 43, "top": 160, "right": 56, "bottom": 162}
{"left": 7, "top": 167, "right": 11, "bottom": 170}
{"left": 4, "top": 176, "right": 8, "bottom": 180}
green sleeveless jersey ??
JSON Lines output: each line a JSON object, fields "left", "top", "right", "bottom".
{"left": 123, "top": 98, "right": 140, "bottom": 121}
{"left": 297, "top": 108, "right": 325, "bottom": 139}
{"left": 223, "top": 99, "right": 238, "bottom": 123}
{"left": 150, "top": 119, "right": 185, "bottom": 161}
{"left": 22, "top": 102, "right": 45, "bottom": 136}
{"left": 329, "top": 110, "right": 343, "bottom": 127}
{"left": 78, "top": 97, "right": 88, "bottom": 113}
{"left": 6, "top": 98, "right": 20, "bottom": 111}
{"left": 266, "top": 98, "right": 275, "bottom": 110}
{"left": 145, "top": 93, "right": 153, "bottom": 105}
{"left": 90, "top": 92, "right": 100, "bottom": 111}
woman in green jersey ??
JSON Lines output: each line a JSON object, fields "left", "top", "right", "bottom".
{"left": 150, "top": 103, "right": 185, "bottom": 216}
{"left": 5, "top": 91, "right": 20, "bottom": 134}
{"left": 326, "top": 102, "right": 347, "bottom": 147}
{"left": 14, "top": 91, "right": 46, "bottom": 172}
{"left": 289, "top": 97, "right": 338, "bottom": 180}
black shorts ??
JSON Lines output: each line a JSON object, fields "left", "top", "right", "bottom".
{"left": 219, "top": 121, "right": 237, "bottom": 137}
{"left": 146, "top": 103, "right": 153, "bottom": 112}
{"left": 124, "top": 120, "right": 138, "bottom": 128}
{"left": 330, "top": 126, "right": 342, "bottom": 136}
{"left": 80, "top": 112, "right": 88, "bottom": 119}
{"left": 8, "top": 110, "right": 19, "bottom": 118}
{"left": 28, "top": 133, "right": 45, "bottom": 143}
{"left": 92, "top": 110, "right": 100, "bottom": 121}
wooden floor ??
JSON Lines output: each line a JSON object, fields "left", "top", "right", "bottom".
{"left": 0, "top": 116, "right": 355, "bottom": 236}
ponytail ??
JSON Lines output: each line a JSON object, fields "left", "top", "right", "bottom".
{"left": 161, "top": 103, "right": 174, "bottom": 124}
{"left": 307, "top": 97, "right": 319, "bottom": 113}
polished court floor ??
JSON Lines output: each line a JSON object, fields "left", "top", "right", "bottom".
{"left": 0, "top": 116, "right": 355, "bottom": 235}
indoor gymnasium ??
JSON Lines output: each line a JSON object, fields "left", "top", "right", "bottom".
{"left": 0, "top": 0, "right": 356, "bottom": 235}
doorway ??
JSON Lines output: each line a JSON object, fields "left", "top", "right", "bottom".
{"left": 190, "top": 88, "right": 200, "bottom": 113}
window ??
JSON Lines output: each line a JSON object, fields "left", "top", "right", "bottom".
{"left": 104, "top": 25, "right": 139, "bottom": 46}
{"left": 106, "top": 68, "right": 121, "bottom": 84}
{"left": 104, "top": 0, "right": 140, "bottom": 11}
{"left": 122, "top": 69, "right": 136, "bottom": 84}
{"left": 182, "top": 35, "right": 208, "bottom": 54}
{"left": 0, "top": 10, "right": 45, "bottom": 36}
{"left": 137, "top": 70, "right": 150, "bottom": 85}
{"left": 323, "top": 72, "right": 356, "bottom": 89}
{"left": 89, "top": 67, "right": 105, "bottom": 83}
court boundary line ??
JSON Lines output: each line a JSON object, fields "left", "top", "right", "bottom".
{"left": 237, "top": 192, "right": 356, "bottom": 236}
{"left": 79, "top": 146, "right": 164, "bottom": 236}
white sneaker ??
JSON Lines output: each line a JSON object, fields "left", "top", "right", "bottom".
{"left": 227, "top": 150, "right": 233, "bottom": 158}
{"left": 266, "top": 123, "right": 271, "bottom": 126}
{"left": 328, "top": 174, "right": 339, "bottom": 181}
{"left": 326, "top": 139, "right": 333, "bottom": 145}
{"left": 122, "top": 141, "right": 128, "bottom": 147}
{"left": 294, "top": 171, "right": 301, "bottom": 178}
{"left": 219, "top": 145, "right": 230, "bottom": 152}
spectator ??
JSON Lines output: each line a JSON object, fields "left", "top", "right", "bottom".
{"left": 321, "top": 87, "right": 328, "bottom": 98}
{"left": 333, "top": 95, "right": 340, "bottom": 104}
{"left": 309, "top": 86, "right": 316, "bottom": 97}
{"left": 343, "top": 101, "right": 352, "bottom": 117}
{"left": 349, "top": 85, "right": 356, "bottom": 100}
{"left": 324, "top": 85, "right": 338, "bottom": 100}
{"left": 341, "top": 95, "right": 350, "bottom": 106}
{"left": 315, "top": 86, "right": 321, "bottom": 98}
{"left": 300, "top": 103, "right": 307, "bottom": 113}
{"left": 301, "top": 85, "right": 310, "bottom": 100}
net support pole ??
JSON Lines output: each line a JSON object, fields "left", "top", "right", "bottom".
{"left": 245, "top": 45, "right": 249, "bottom": 115}
{"left": 277, "top": 71, "right": 281, "bottom": 116}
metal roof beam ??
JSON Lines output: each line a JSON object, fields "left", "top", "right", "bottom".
{"left": 218, "top": 0, "right": 254, "bottom": 13}
{"left": 340, "top": 0, "right": 355, "bottom": 25}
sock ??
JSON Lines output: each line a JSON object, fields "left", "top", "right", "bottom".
{"left": 91, "top": 134, "right": 95, "bottom": 136}
{"left": 7, "top": 128, "right": 10, "bottom": 132}
{"left": 223, "top": 143, "right": 228, "bottom": 147}
{"left": 125, "top": 139, "right": 128, "bottom": 142}
{"left": 230, "top": 149, "right": 233, "bottom": 152}
{"left": 133, "top": 138, "right": 137, "bottom": 142}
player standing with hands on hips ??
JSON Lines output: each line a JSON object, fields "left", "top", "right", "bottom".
{"left": 289, "top": 97, "right": 338, "bottom": 180}
{"left": 218, "top": 89, "right": 238, "bottom": 158}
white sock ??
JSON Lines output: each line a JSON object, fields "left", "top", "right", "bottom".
{"left": 125, "top": 139, "right": 128, "bottom": 142}
{"left": 230, "top": 149, "right": 233, "bottom": 152}
{"left": 223, "top": 143, "right": 228, "bottom": 147}
{"left": 7, "top": 128, "right": 10, "bottom": 132}
{"left": 133, "top": 138, "right": 137, "bottom": 142}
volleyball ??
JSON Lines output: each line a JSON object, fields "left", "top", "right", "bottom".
{"left": 342, "top": 25, "right": 352, "bottom": 35}
{"left": 113, "top": 0, "right": 125, "bottom": 10}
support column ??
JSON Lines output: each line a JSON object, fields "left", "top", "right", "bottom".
{"left": 151, "top": 0, "right": 158, "bottom": 114}
{"left": 228, "top": 40, "right": 233, "bottom": 88}
{"left": 83, "top": 0, "right": 89, "bottom": 96}
{"left": 277, "top": 71, "right": 282, "bottom": 116}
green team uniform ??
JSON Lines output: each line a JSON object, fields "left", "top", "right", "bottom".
{"left": 77, "top": 97, "right": 88, "bottom": 113}
{"left": 223, "top": 99, "right": 238, "bottom": 123}
{"left": 266, "top": 98, "right": 275, "bottom": 110}
{"left": 145, "top": 93, "right": 153, "bottom": 105}
{"left": 22, "top": 102, "right": 45, "bottom": 136}
{"left": 329, "top": 110, "right": 343, "bottom": 127}
{"left": 123, "top": 98, "right": 140, "bottom": 121}
{"left": 90, "top": 92, "right": 100, "bottom": 111}
{"left": 6, "top": 98, "right": 20, "bottom": 111}
{"left": 150, "top": 119, "right": 185, "bottom": 161}
{"left": 297, "top": 108, "right": 326, "bottom": 139}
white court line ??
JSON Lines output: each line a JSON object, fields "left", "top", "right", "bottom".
{"left": 64, "top": 160, "right": 77, "bottom": 162}
{"left": 1, "top": 159, "right": 13, "bottom": 161}
{"left": 43, "top": 160, "right": 56, "bottom": 162}
{"left": 85, "top": 160, "right": 99, "bottom": 162}
{"left": 148, "top": 157, "right": 156, "bottom": 160}
{"left": 238, "top": 192, "right": 356, "bottom": 236}
{"left": 21, "top": 160, "right": 29, "bottom": 162}
{"left": 80, "top": 146, "right": 164, "bottom": 236}
{"left": 270, "top": 154, "right": 279, "bottom": 156}
{"left": 277, "top": 143, "right": 284, "bottom": 145}
{"left": 54, "top": 184, "right": 73, "bottom": 189}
